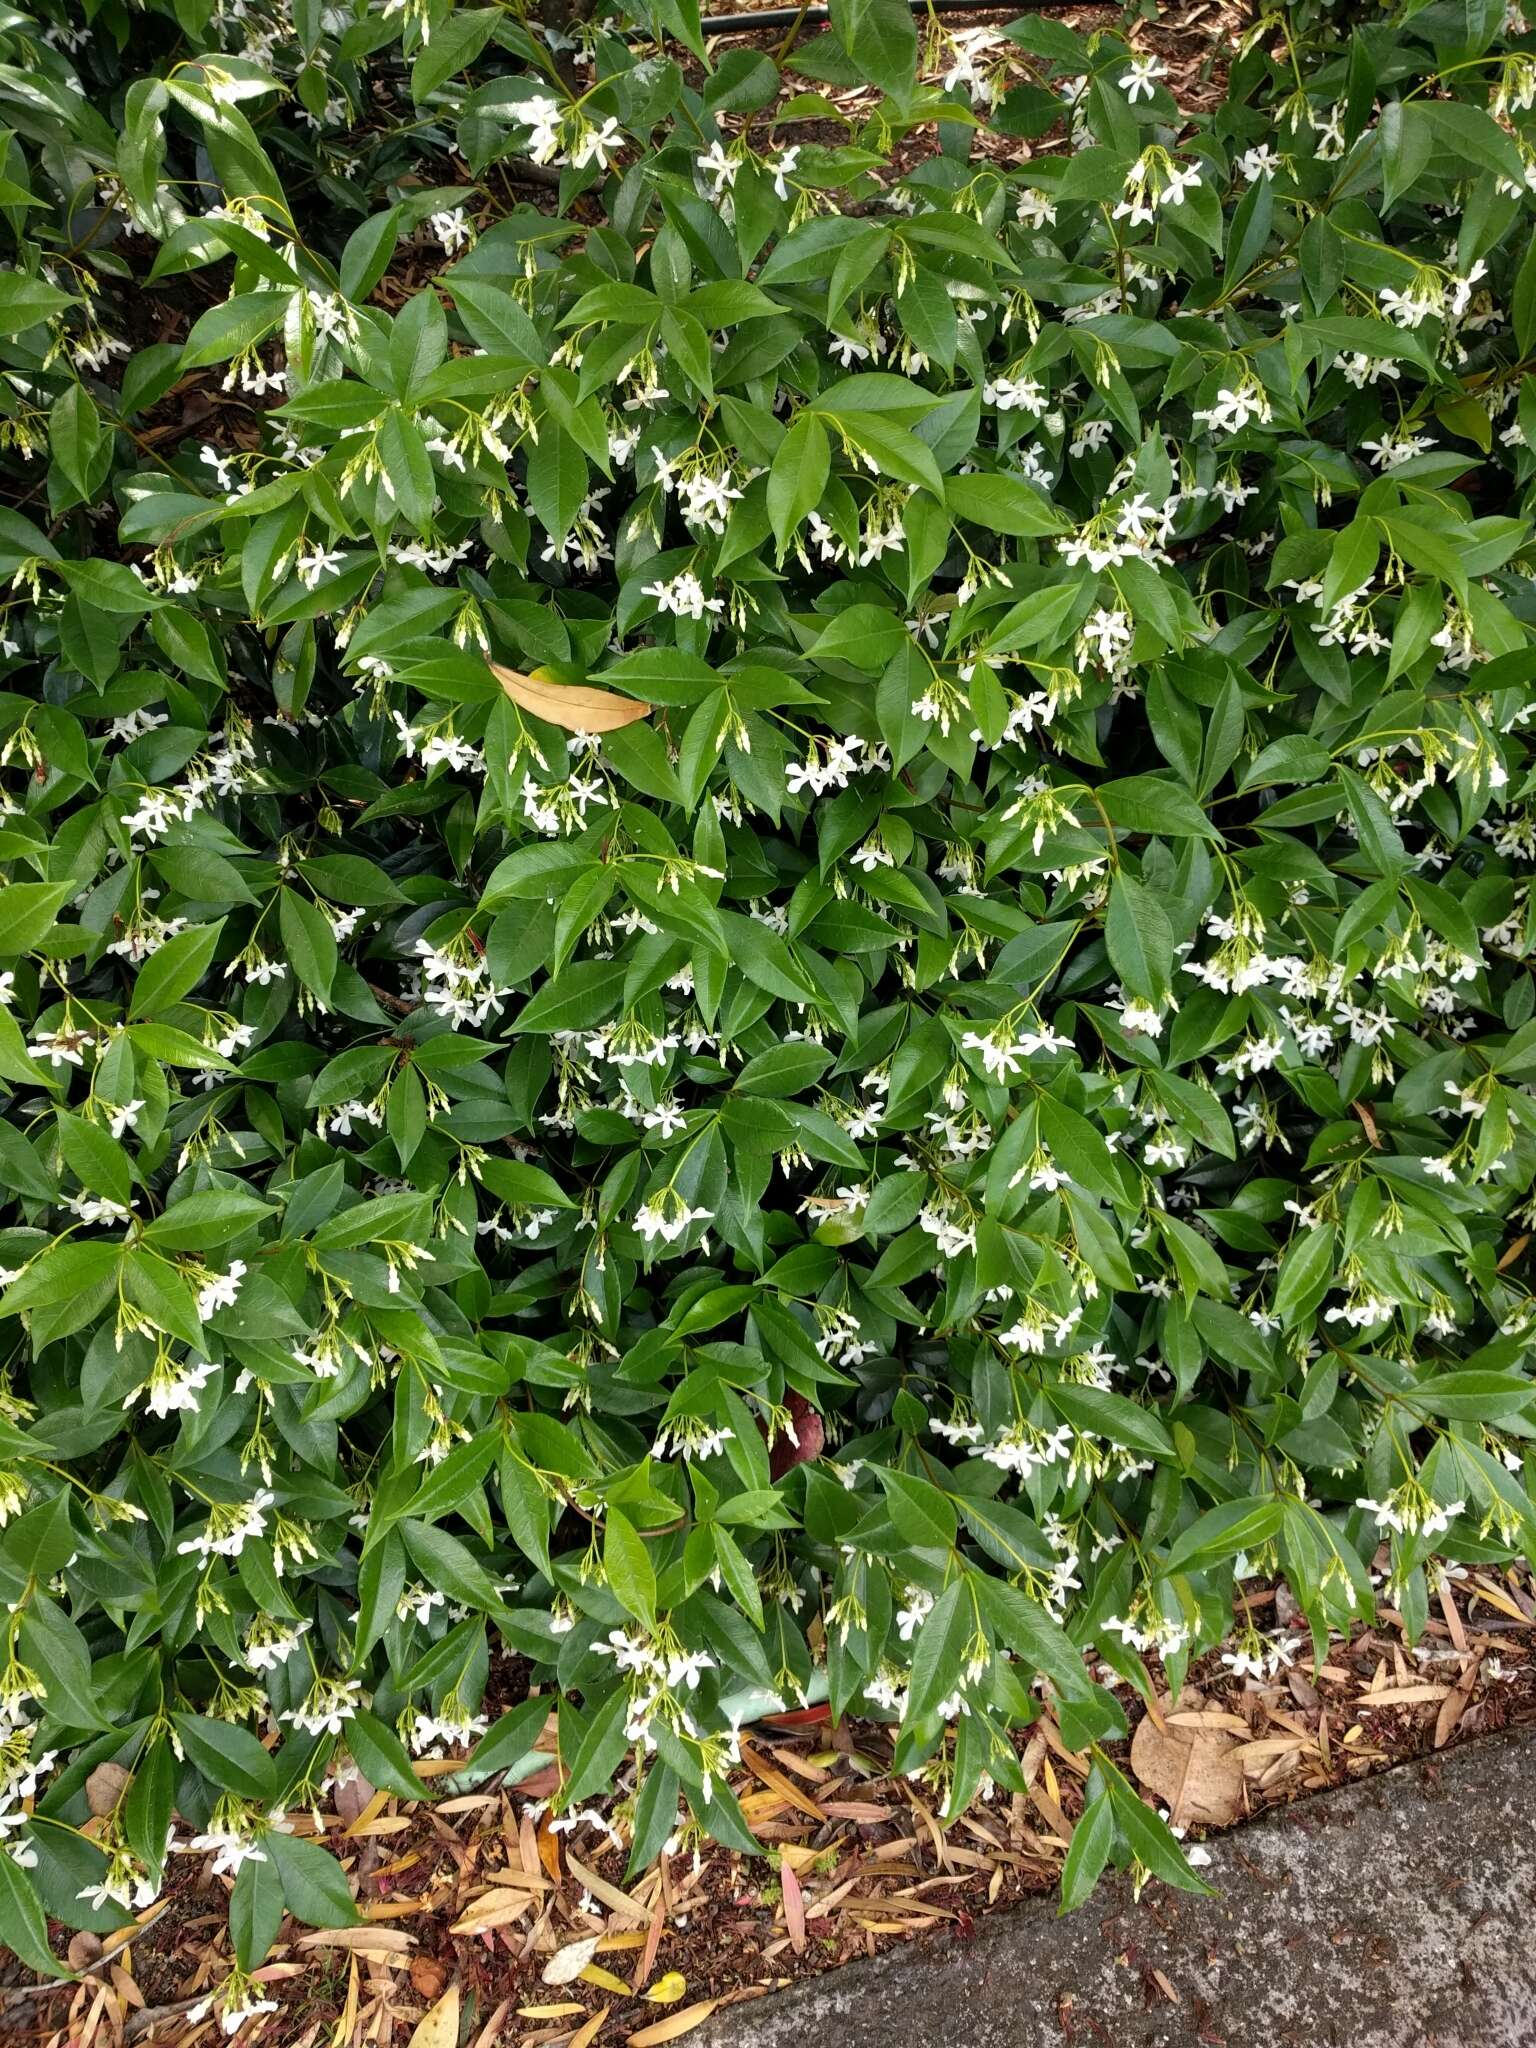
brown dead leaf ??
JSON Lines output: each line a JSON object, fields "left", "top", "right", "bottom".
{"left": 739, "top": 1743, "right": 825, "bottom": 1823}
{"left": 297, "top": 1927, "right": 416, "bottom": 1955}
{"left": 492, "top": 662, "right": 649, "bottom": 734}
{"left": 538, "top": 1808, "right": 564, "bottom": 1883}
{"left": 334, "top": 1767, "right": 378, "bottom": 1827}
{"left": 1350, "top": 1098, "right": 1380, "bottom": 1148}
{"left": 407, "top": 1985, "right": 460, "bottom": 2048}
{"left": 448, "top": 1888, "right": 537, "bottom": 1937}
{"left": 563, "top": 1851, "right": 647, "bottom": 1925}
{"left": 87, "top": 1764, "right": 131, "bottom": 1816}
{"left": 1129, "top": 1690, "right": 1244, "bottom": 1827}
{"left": 1354, "top": 1683, "right": 1449, "bottom": 1706}
{"left": 472, "top": 1997, "right": 513, "bottom": 2048}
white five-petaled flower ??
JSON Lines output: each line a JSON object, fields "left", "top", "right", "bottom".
{"left": 1118, "top": 54, "right": 1166, "bottom": 102}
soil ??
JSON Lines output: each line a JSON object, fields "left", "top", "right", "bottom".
{"left": 5, "top": 1562, "right": 1533, "bottom": 2048}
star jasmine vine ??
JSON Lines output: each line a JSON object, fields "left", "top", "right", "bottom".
{"left": 0, "top": 0, "right": 1535, "bottom": 1987}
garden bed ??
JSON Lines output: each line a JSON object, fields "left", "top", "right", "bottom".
{"left": 13, "top": 1559, "right": 1534, "bottom": 2048}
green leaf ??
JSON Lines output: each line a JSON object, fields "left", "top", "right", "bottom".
{"left": 0, "top": 273, "right": 77, "bottom": 334}
{"left": 0, "top": 883, "right": 76, "bottom": 955}
{"left": 945, "top": 472, "right": 1065, "bottom": 537}
{"left": 560, "top": 1687, "right": 631, "bottom": 1808}
{"left": 400, "top": 1519, "right": 513, "bottom": 1618}
{"left": 378, "top": 407, "right": 435, "bottom": 526}
{"left": 174, "top": 1713, "right": 278, "bottom": 1799}
{"left": 1059, "top": 1792, "right": 1113, "bottom": 1912}
{"left": 266, "top": 1832, "right": 360, "bottom": 1929}
{"left": 346, "top": 1710, "right": 432, "bottom": 1800}
{"left": 768, "top": 412, "right": 830, "bottom": 554}
{"left": 129, "top": 917, "right": 226, "bottom": 1017}
{"left": 876, "top": 1466, "right": 957, "bottom": 1550}
{"left": 143, "top": 1190, "right": 273, "bottom": 1250}
{"left": 179, "top": 292, "right": 286, "bottom": 369}
{"left": 828, "top": 0, "right": 917, "bottom": 98}
{"left": 1162, "top": 1497, "right": 1285, "bottom": 1575}
{"left": 1099, "top": 776, "right": 1223, "bottom": 842}
{"left": 279, "top": 890, "right": 338, "bottom": 1003}
{"left": 1104, "top": 873, "right": 1173, "bottom": 1005}
{"left": 230, "top": 1851, "right": 285, "bottom": 1970}
{"left": 0, "top": 1856, "right": 65, "bottom": 1977}
{"left": 603, "top": 1506, "right": 657, "bottom": 1630}
{"left": 1048, "top": 1384, "right": 1173, "bottom": 1461}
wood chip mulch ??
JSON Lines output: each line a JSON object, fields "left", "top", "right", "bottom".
{"left": 7, "top": 1562, "right": 1535, "bottom": 2048}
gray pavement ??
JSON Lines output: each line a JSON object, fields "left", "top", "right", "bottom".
{"left": 696, "top": 1723, "right": 1536, "bottom": 2048}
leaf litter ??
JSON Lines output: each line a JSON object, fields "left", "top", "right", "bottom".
{"left": 6, "top": 1560, "right": 1534, "bottom": 2048}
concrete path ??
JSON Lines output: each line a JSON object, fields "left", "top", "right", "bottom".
{"left": 695, "top": 1722, "right": 1536, "bottom": 2048}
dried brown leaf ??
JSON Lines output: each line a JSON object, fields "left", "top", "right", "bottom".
{"left": 1129, "top": 1691, "right": 1243, "bottom": 1828}
{"left": 739, "top": 1744, "right": 825, "bottom": 1824}
{"left": 335, "top": 1769, "right": 378, "bottom": 1827}
{"left": 297, "top": 1928, "right": 416, "bottom": 1954}
{"left": 449, "top": 1888, "right": 537, "bottom": 1937}
{"left": 87, "top": 1764, "right": 131, "bottom": 1816}
{"left": 492, "top": 663, "right": 650, "bottom": 734}
{"left": 563, "top": 1852, "right": 646, "bottom": 1925}
{"left": 1355, "top": 1683, "right": 1450, "bottom": 1706}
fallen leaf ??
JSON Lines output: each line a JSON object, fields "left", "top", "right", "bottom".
{"left": 543, "top": 1935, "right": 601, "bottom": 1986}
{"left": 472, "top": 1997, "right": 512, "bottom": 2048}
{"left": 448, "top": 1888, "right": 537, "bottom": 1936}
{"left": 518, "top": 2005, "right": 586, "bottom": 2020}
{"left": 86, "top": 1764, "right": 131, "bottom": 1816}
{"left": 571, "top": 2004, "right": 610, "bottom": 2048}
{"left": 407, "top": 1985, "right": 460, "bottom": 2048}
{"left": 643, "top": 1972, "right": 687, "bottom": 2005}
{"left": 635, "top": 1882, "right": 665, "bottom": 1989}
{"left": 1354, "top": 1683, "right": 1450, "bottom": 1706}
{"left": 625, "top": 1999, "right": 720, "bottom": 2046}
{"left": 337, "top": 1955, "right": 360, "bottom": 2044}
{"left": 1129, "top": 1689, "right": 1243, "bottom": 1828}
{"left": 739, "top": 1742, "right": 824, "bottom": 1823}
{"left": 579, "top": 1964, "right": 632, "bottom": 1995}
{"left": 780, "top": 1858, "right": 806, "bottom": 1956}
{"left": 334, "top": 1767, "right": 377, "bottom": 1826}
{"left": 1435, "top": 1660, "right": 1481, "bottom": 1749}
{"left": 297, "top": 1927, "right": 416, "bottom": 1954}
{"left": 564, "top": 1851, "right": 647, "bottom": 1924}
{"left": 767, "top": 1394, "right": 824, "bottom": 1480}
{"left": 492, "top": 663, "right": 649, "bottom": 735}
